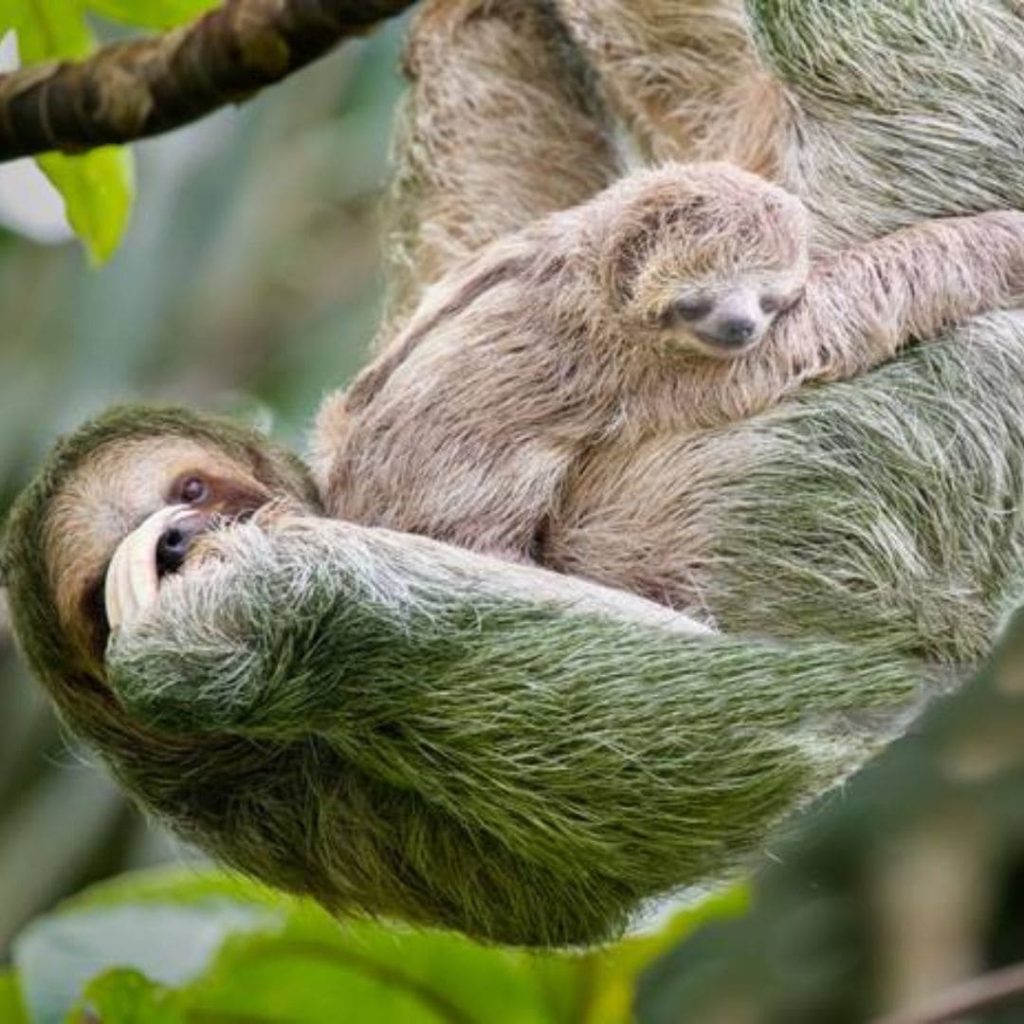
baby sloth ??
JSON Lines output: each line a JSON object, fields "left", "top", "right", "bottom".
{"left": 619, "top": 170, "right": 807, "bottom": 358}
{"left": 319, "top": 161, "right": 1024, "bottom": 563}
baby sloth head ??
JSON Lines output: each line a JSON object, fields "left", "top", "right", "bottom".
{"left": 606, "top": 162, "right": 810, "bottom": 359}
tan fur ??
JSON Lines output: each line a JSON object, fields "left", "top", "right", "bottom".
{"left": 35, "top": 1, "right": 1024, "bottom": 653}
{"left": 319, "top": 158, "right": 1024, "bottom": 581}
{"left": 555, "top": 0, "right": 793, "bottom": 179}
{"left": 380, "top": 0, "right": 620, "bottom": 334}
{"left": 44, "top": 437, "right": 298, "bottom": 677}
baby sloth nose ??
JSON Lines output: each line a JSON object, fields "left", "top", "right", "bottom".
{"left": 156, "top": 513, "right": 206, "bottom": 577}
{"left": 706, "top": 316, "right": 757, "bottom": 348}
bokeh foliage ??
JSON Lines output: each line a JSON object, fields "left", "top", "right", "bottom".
{"left": 5, "top": 868, "right": 744, "bottom": 1024}
{"left": 0, "top": 13, "right": 406, "bottom": 959}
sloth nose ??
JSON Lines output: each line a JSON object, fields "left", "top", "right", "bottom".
{"left": 704, "top": 316, "right": 758, "bottom": 347}
{"left": 156, "top": 513, "right": 206, "bottom": 577}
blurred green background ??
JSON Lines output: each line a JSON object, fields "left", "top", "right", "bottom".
{"left": 0, "top": 17, "right": 408, "bottom": 958}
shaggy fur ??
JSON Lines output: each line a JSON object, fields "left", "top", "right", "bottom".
{"left": 557, "top": 0, "right": 1024, "bottom": 249}
{"left": 556, "top": 0, "right": 791, "bottom": 177}
{"left": 6, "top": 0, "right": 1024, "bottom": 949}
{"left": 380, "top": 0, "right": 619, "bottom": 331}
{"left": 547, "top": 313, "right": 1024, "bottom": 655}
{"left": 319, "top": 161, "right": 1024, "bottom": 570}
{"left": 105, "top": 515, "right": 932, "bottom": 945}
{"left": 2, "top": 406, "right": 935, "bottom": 947}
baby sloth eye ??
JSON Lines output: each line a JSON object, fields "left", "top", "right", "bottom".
{"left": 760, "top": 290, "right": 802, "bottom": 315}
{"left": 179, "top": 476, "right": 208, "bottom": 504}
{"left": 671, "top": 297, "right": 714, "bottom": 322}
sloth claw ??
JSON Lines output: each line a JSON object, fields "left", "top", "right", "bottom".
{"left": 105, "top": 506, "right": 190, "bottom": 630}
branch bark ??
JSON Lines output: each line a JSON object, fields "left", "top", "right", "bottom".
{"left": 875, "top": 962, "right": 1024, "bottom": 1024}
{"left": 0, "top": 0, "right": 417, "bottom": 161}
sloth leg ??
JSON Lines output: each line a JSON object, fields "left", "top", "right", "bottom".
{"left": 380, "top": 0, "right": 620, "bottom": 334}
{"left": 554, "top": 0, "right": 791, "bottom": 177}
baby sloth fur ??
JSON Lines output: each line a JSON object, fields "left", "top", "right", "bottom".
{"left": 319, "top": 161, "right": 1024, "bottom": 592}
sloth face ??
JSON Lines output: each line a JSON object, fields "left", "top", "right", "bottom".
{"left": 41, "top": 437, "right": 288, "bottom": 674}
{"left": 610, "top": 162, "right": 811, "bottom": 360}
{"left": 663, "top": 268, "right": 806, "bottom": 358}
{"left": 653, "top": 187, "right": 810, "bottom": 359}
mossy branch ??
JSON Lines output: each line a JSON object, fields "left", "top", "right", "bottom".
{"left": 0, "top": 0, "right": 417, "bottom": 161}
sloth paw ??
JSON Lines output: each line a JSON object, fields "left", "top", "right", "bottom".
{"left": 104, "top": 506, "right": 191, "bottom": 631}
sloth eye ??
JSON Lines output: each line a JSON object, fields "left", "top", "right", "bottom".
{"left": 179, "top": 476, "right": 208, "bottom": 504}
{"left": 671, "top": 297, "right": 714, "bottom": 322}
{"left": 761, "top": 291, "right": 801, "bottom": 315}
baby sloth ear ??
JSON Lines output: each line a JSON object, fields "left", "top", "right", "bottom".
{"left": 600, "top": 195, "right": 711, "bottom": 310}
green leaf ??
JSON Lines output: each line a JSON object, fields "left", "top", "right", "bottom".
{"left": 9, "top": 0, "right": 92, "bottom": 61}
{"left": 37, "top": 148, "right": 136, "bottom": 265}
{"left": 61, "top": 866, "right": 299, "bottom": 914}
{"left": 12, "top": 868, "right": 750, "bottom": 1024}
{"left": 69, "top": 971, "right": 184, "bottom": 1024}
{"left": 86, "top": 0, "right": 218, "bottom": 30}
{"left": 580, "top": 886, "right": 751, "bottom": 1024}
{"left": 0, "top": 972, "right": 29, "bottom": 1024}
{"left": 13, "top": 899, "right": 280, "bottom": 1024}
{"left": 9, "top": 0, "right": 136, "bottom": 262}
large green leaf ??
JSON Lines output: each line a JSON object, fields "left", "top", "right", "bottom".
{"left": 69, "top": 971, "right": 185, "bottom": 1024}
{"left": 11, "top": 868, "right": 748, "bottom": 1024}
{"left": 37, "top": 148, "right": 135, "bottom": 265}
{"left": 58, "top": 867, "right": 288, "bottom": 912}
{"left": 86, "top": 0, "right": 218, "bottom": 30}
{"left": 7, "top": 0, "right": 92, "bottom": 59}
{"left": 14, "top": 899, "right": 279, "bottom": 1024}
{"left": 0, "top": 971, "right": 29, "bottom": 1024}
{"left": 6, "top": 0, "right": 136, "bottom": 263}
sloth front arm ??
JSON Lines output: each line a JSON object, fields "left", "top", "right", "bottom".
{"left": 789, "top": 211, "right": 1024, "bottom": 384}
{"left": 105, "top": 516, "right": 933, "bottom": 927}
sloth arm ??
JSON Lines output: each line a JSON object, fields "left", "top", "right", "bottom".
{"left": 555, "top": 0, "right": 790, "bottom": 177}
{"left": 105, "top": 516, "right": 936, "bottom": 890}
{"left": 382, "top": 0, "right": 618, "bottom": 332}
{"left": 788, "top": 211, "right": 1024, "bottom": 384}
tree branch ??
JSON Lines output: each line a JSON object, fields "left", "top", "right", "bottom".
{"left": 0, "top": 0, "right": 417, "bottom": 161}
{"left": 875, "top": 962, "right": 1024, "bottom": 1024}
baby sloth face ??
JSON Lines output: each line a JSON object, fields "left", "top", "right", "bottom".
{"left": 666, "top": 265, "right": 806, "bottom": 356}
{"left": 615, "top": 163, "right": 811, "bottom": 360}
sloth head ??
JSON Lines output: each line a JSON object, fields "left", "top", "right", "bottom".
{"left": 0, "top": 407, "right": 346, "bottom": 900}
{"left": 1, "top": 406, "right": 319, "bottom": 707}
{"left": 605, "top": 162, "right": 810, "bottom": 359}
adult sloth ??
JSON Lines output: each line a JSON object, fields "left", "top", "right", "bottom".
{"left": 5, "top": 0, "right": 1024, "bottom": 947}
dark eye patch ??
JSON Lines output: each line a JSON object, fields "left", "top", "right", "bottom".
{"left": 761, "top": 289, "right": 803, "bottom": 315}
{"left": 169, "top": 473, "right": 209, "bottom": 506}
{"left": 180, "top": 476, "right": 208, "bottom": 504}
{"left": 671, "top": 297, "right": 714, "bottom": 322}
{"left": 80, "top": 573, "right": 110, "bottom": 662}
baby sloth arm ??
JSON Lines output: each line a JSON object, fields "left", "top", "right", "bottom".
{"left": 789, "top": 211, "right": 1024, "bottom": 383}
